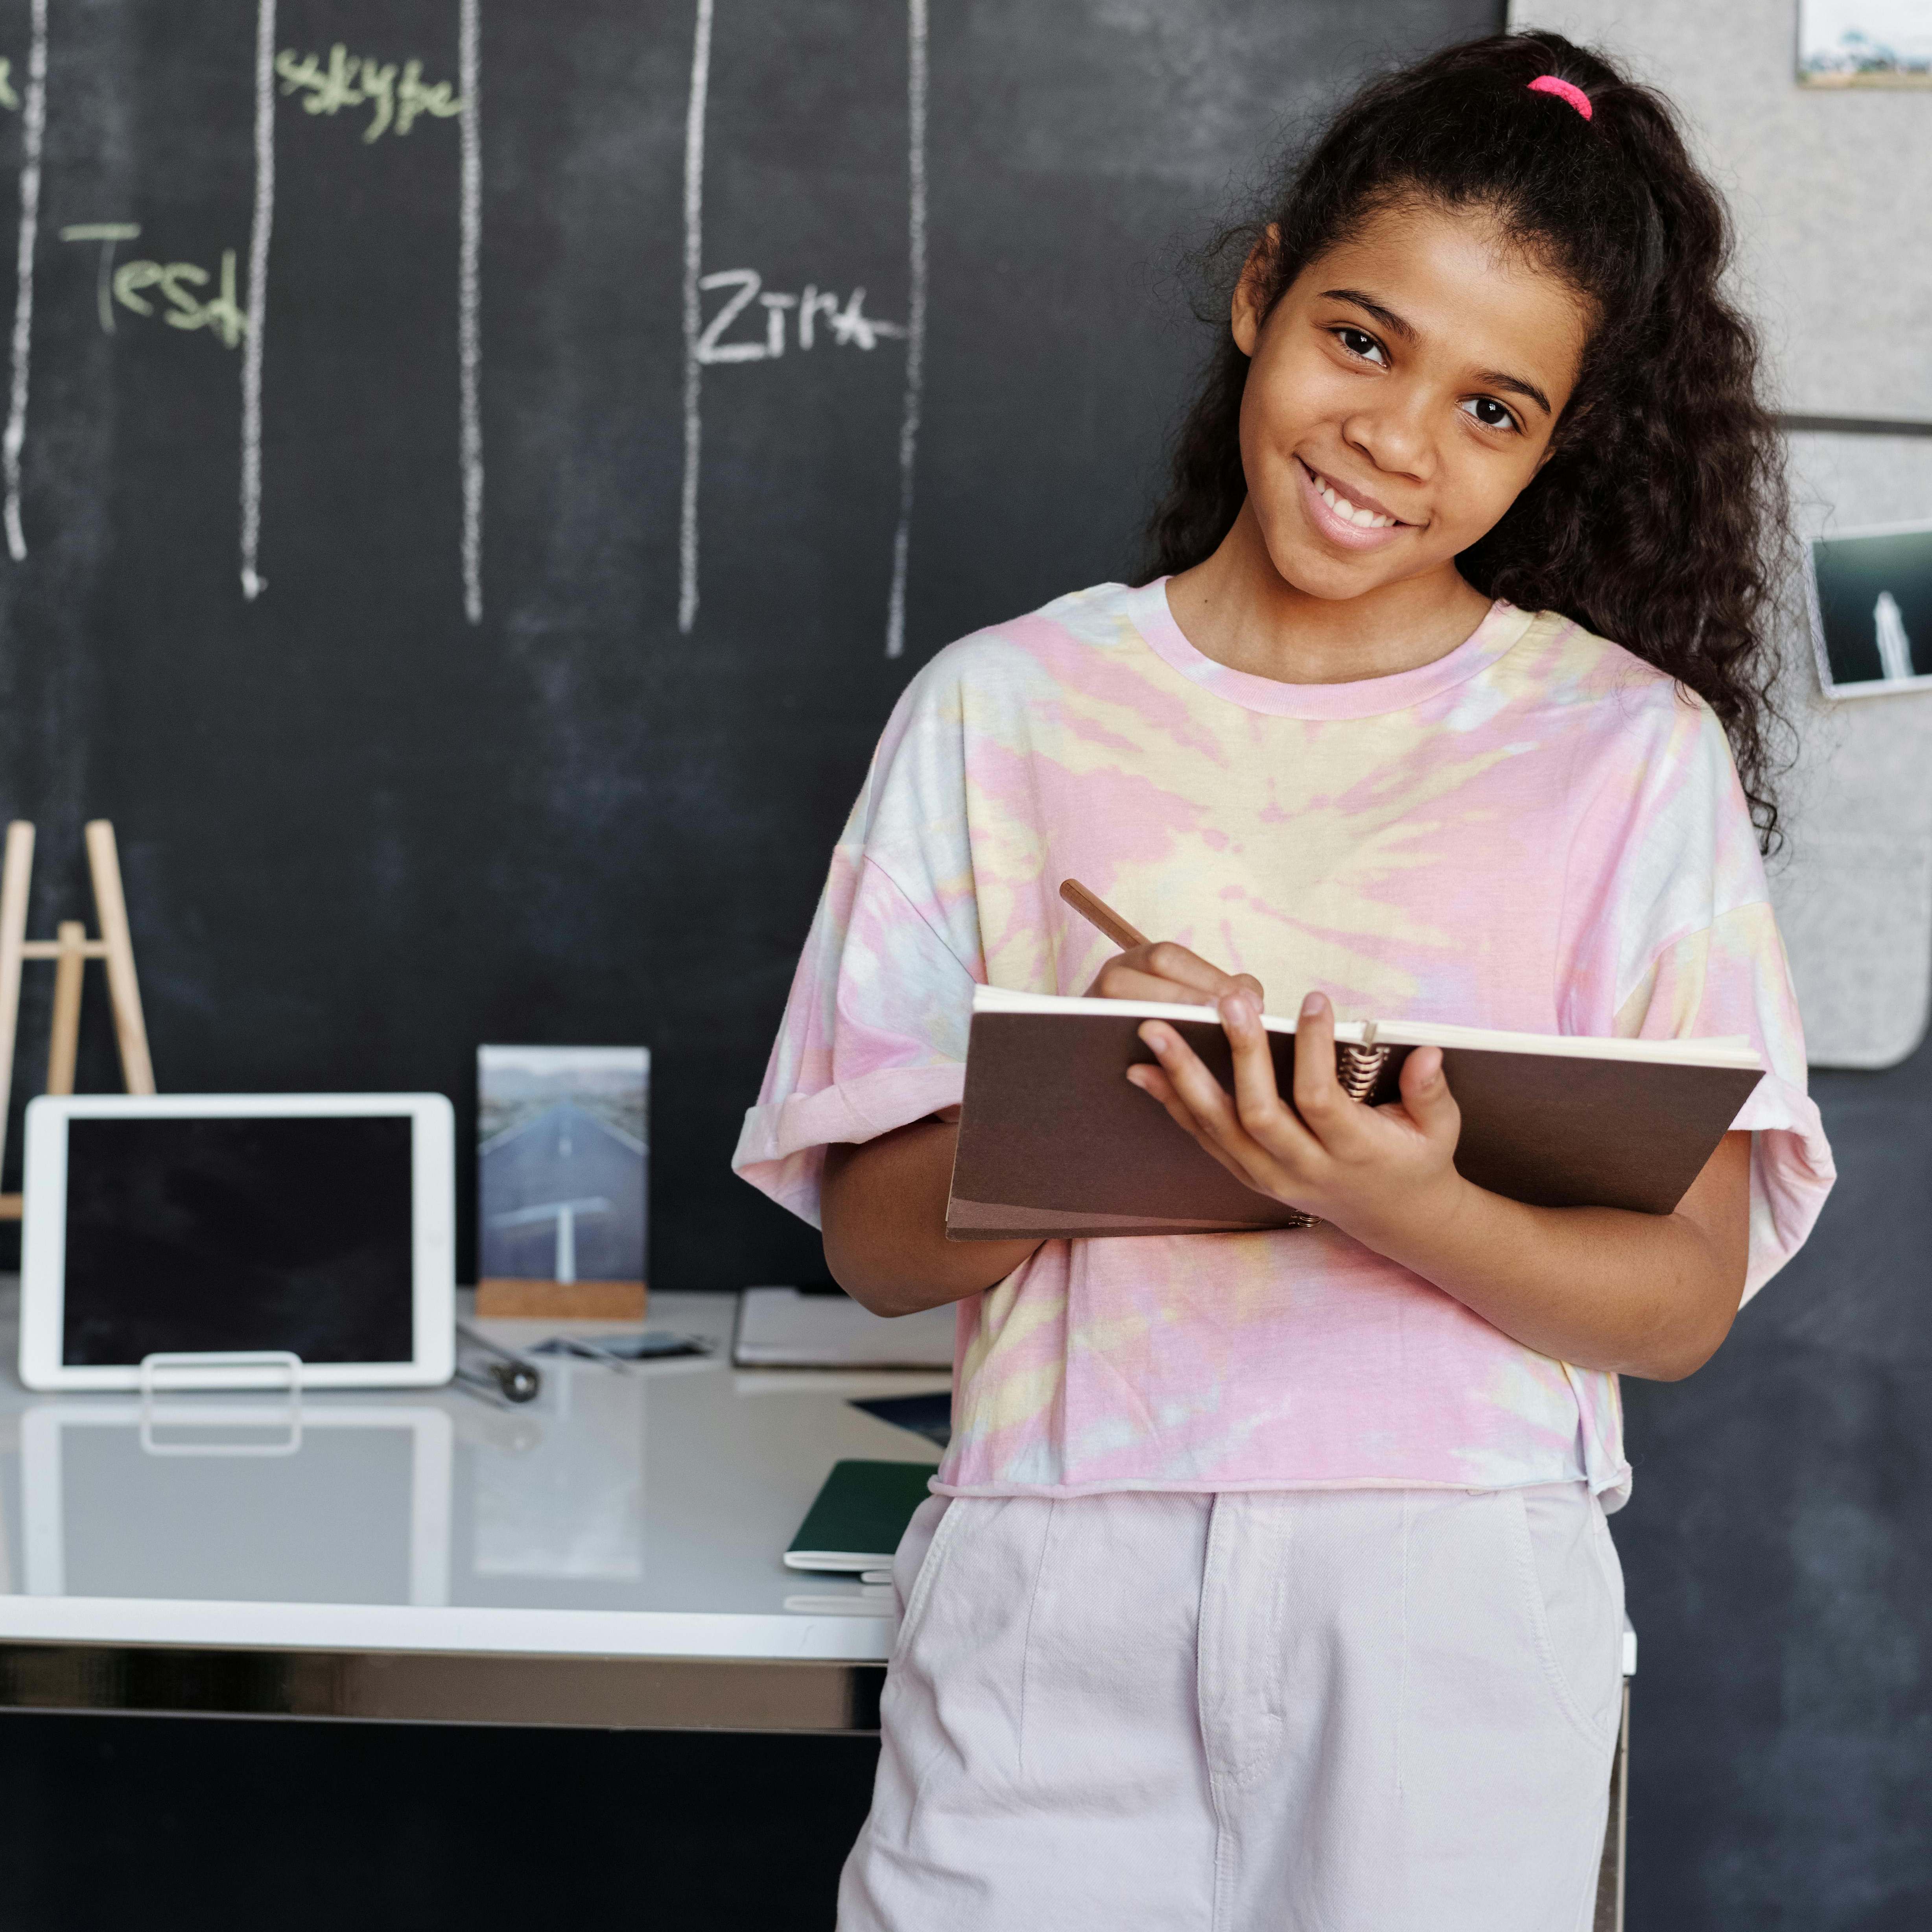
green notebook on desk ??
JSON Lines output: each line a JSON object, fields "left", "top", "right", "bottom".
{"left": 785, "top": 1460, "right": 936, "bottom": 1573}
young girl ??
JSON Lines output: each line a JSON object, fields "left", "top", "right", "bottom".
{"left": 736, "top": 31, "right": 1833, "bottom": 1931}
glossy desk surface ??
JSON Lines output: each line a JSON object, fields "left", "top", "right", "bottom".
{"left": 0, "top": 1286, "right": 944, "bottom": 1674}
{"left": 0, "top": 1283, "right": 1632, "bottom": 1732}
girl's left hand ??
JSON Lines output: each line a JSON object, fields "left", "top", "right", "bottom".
{"left": 1126, "top": 986, "right": 1468, "bottom": 1249}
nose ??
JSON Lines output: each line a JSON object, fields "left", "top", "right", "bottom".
{"left": 1339, "top": 383, "right": 1434, "bottom": 483}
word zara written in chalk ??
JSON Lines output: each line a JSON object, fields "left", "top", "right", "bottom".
{"left": 59, "top": 226, "right": 247, "bottom": 348}
{"left": 697, "top": 270, "right": 906, "bottom": 364}
{"left": 275, "top": 44, "right": 463, "bottom": 144}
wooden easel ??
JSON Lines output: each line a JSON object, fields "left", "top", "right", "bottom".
{"left": 0, "top": 820, "right": 155, "bottom": 1218}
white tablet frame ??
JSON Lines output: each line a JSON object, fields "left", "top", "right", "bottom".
{"left": 19, "top": 1093, "right": 455, "bottom": 1392}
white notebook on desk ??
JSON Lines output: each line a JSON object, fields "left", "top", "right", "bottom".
{"left": 732, "top": 1287, "right": 956, "bottom": 1370}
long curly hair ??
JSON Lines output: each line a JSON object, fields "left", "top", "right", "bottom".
{"left": 1141, "top": 30, "right": 1790, "bottom": 847}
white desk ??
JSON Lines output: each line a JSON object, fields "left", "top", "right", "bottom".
{"left": 0, "top": 1285, "right": 945, "bottom": 1732}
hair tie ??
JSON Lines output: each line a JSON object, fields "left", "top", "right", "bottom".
{"left": 1526, "top": 74, "right": 1592, "bottom": 121}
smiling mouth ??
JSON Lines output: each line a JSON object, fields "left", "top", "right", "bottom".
{"left": 1298, "top": 457, "right": 1412, "bottom": 531}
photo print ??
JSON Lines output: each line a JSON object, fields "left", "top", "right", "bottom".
{"left": 477, "top": 1046, "right": 649, "bottom": 1287}
{"left": 1806, "top": 522, "right": 1932, "bottom": 699}
{"left": 1798, "top": 0, "right": 1932, "bottom": 84}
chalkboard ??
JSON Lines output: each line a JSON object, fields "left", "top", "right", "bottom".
{"left": 0, "top": 0, "right": 1500, "bottom": 1287}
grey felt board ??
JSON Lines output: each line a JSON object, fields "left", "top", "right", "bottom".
{"left": 1519, "top": 13, "right": 1932, "bottom": 1932}
{"left": 1515, "top": 0, "right": 1932, "bottom": 1071}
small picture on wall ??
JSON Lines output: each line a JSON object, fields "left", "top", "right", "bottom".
{"left": 1798, "top": 0, "right": 1932, "bottom": 84}
{"left": 477, "top": 1045, "right": 649, "bottom": 1290}
{"left": 1806, "top": 522, "right": 1932, "bottom": 699}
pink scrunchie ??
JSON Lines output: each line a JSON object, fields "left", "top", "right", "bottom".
{"left": 1526, "top": 74, "right": 1593, "bottom": 121}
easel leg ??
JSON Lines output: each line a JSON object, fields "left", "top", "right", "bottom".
{"left": 84, "top": 820, "right": 155, "bottom": 1095}
{"left": 45, "top": 920, "right": 86, "bottom": 1097}
{"left": 0, "top": 820, "right": 35, "bottom": 1189}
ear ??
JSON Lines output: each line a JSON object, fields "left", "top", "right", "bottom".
{"left": 1230, "top": 225, "right": 1280, "bottom": 359}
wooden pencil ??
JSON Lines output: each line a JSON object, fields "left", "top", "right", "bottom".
{"left": 1058, "top": 878, "right": 1149, "bottom": 953}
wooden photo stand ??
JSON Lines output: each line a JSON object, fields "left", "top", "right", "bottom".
{"left": 0, "top": 820, "right": 155, "bottom": 1217}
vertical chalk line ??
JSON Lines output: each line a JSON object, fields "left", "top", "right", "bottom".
{"left": 457, "top": 0, "right": 482, "bottom": 624}
{"left": 883, "top": 0, "right": 927, "bottom": 659}
{"left": 240, "top": 0, "right": 275, "bottom": 599}
{"left": 677, "top": 0, "right": 713, "bottom": 635}
{"left": 2, "top": 0, "right": 47, "bottom": 565}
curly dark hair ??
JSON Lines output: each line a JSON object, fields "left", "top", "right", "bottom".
{"left": 1141, "top": 30, "right": 1789, "bottom": 847}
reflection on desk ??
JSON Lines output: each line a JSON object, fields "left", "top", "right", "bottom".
{"left": 22, "top": 1402, "right": 452, "bottom": 1606}
{"left": 0, "top": 1285, "right": 945, "bottom": 1665}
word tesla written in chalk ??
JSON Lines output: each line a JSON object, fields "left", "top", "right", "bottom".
{"left": 60, "top": 227, "right": 247, "bottom": 348}
{"left": 276, "top": 45, "right": 463, "bottom": 144}
{"left": 696, "top": 270, "right": 906, "bottom": 364}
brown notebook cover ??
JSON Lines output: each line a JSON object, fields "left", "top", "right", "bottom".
{"left": 946, "top": 997, "right": 1764, "bottom": 1241}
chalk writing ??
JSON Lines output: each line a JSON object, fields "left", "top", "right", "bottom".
{"left": 63, "top": 226, "right": 248, "bottom": 349}
{"left": 275, "top": 45, "right": 462, "bottom": 144}
{"left": 696, "top": 269, "right": 905, "bottom": 365}
{"left": 58, "top": 223, "right": 141, "bottom": 333}
{"left": 0, "top": 57, "right": 16, "bottom": 111}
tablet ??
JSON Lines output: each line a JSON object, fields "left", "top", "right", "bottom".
{"left": 19, "top": 1093, "right": 455, "bottom": 1392}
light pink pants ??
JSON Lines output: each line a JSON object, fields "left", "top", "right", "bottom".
{"left": 839, "top": 1484, "right": 1624, "bottom": 1932}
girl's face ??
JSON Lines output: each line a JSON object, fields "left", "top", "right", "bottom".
{"left": 1232, "top": 201, "right": 1589, "bottom": 603}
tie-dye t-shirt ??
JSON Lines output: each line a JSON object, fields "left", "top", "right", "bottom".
{"left": 734, "top": 580, "right": 1834, "bottom": 1509}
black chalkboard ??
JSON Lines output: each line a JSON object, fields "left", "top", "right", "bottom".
{"left": 0, "top": 0, "right": 1498, "bottom": 1290}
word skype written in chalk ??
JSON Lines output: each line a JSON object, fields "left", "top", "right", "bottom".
{"left": 276, "top": 44, "right": 463, "bottom": 144}
{"left": 697, "top": 270, "right": 905, "bottom": 365}
{"left": 60, "top": 227, "right": 247, "bottom": 349}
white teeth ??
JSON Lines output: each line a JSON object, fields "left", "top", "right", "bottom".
{"left": 1312, "top": 469, "right": 1395, "bottom": 529}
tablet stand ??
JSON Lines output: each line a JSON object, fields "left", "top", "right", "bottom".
{"left": 0, "top": 819, "right": 156, "bottom": 1218}
{"left": 138, "top": 1350, "right": 304, "bottom": 1457}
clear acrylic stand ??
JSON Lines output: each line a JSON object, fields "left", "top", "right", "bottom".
{"left": 137, "top": 1349, "right": 304, "bottom": 1458}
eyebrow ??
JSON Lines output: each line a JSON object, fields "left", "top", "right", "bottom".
{"left": 1318, "top": 288, "right": 1554, "bottom": 418}
{"left": 1470, "top": 366, "right": 1554, "bottom": 418}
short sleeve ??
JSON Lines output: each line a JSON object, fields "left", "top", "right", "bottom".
{"left": 1558, "top": 698, "right": 1834, "bottom": 1302}
{"left": 732, "top": 674, "right": 984, "bottom": 1228}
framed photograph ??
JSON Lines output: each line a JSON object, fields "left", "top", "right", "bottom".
{"left": 1798, "top": 1, "right": 1932, "bottom": 85}
{"left": 1805, "top": 520, "right": 1932, "bottom": 699}
{"left": 476, "top": 1046, "right": 649, "bottom": 1313}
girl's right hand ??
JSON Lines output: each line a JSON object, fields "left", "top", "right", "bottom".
{"left": 1085, "top": 940, "right": 1263, "bottom": 1010}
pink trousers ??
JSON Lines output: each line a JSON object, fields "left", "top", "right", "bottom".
{"left": 839, "top": 1484, "right": 1624, "bottom": 1932}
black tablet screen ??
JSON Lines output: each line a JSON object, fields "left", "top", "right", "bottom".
{"left": 61, "top": 1116, "right": 415, "bottom": 1366}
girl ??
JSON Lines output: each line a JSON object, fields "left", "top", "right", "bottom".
{"left": 736, "top": 31, "right": 1833, "bottom": 1932}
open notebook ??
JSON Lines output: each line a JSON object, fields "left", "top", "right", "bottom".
{"left": 946, "top": 985, "right": 1764, "bottom": 1241}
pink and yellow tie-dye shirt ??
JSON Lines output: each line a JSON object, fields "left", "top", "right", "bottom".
{"left": 734, "top": 580, "right": 1834, "bottom": 1508}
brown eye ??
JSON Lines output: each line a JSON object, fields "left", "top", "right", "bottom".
{"left": 1335, "top": 327, "right": 1386, "bottom": 365}
{"left": 1462, "top": 396, "right": 1517, "bottom": 431}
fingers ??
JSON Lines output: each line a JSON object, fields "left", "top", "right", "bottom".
{"left": 1137, "top": 1016, "right": 1318, "bottom": 1196}
{"left": 1087, "top": 942, "right": 1263, "bottom": 1007}
{"left": 1136, "top": 1021, "right": 1248, "bottom": 1145}
{"left": 1290, "top": 990, "right": 1358, "bottom": 1148}
{"left": 1126, "top": 1062, "right": 1267, "bottom": 1189}
{"left": 1089, "top": 965, "right": 1218, "bottom": 1006}
{"left": 1395, "top": 1045, "right": 1460, "bottom": 1144}
{"left": 1219, "top": 986, "right": 1315, "bottom": 1157}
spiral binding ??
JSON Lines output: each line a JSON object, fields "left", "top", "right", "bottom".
{"left": 1336, "top": 1040, "right": 1391, "bottom": 1103}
